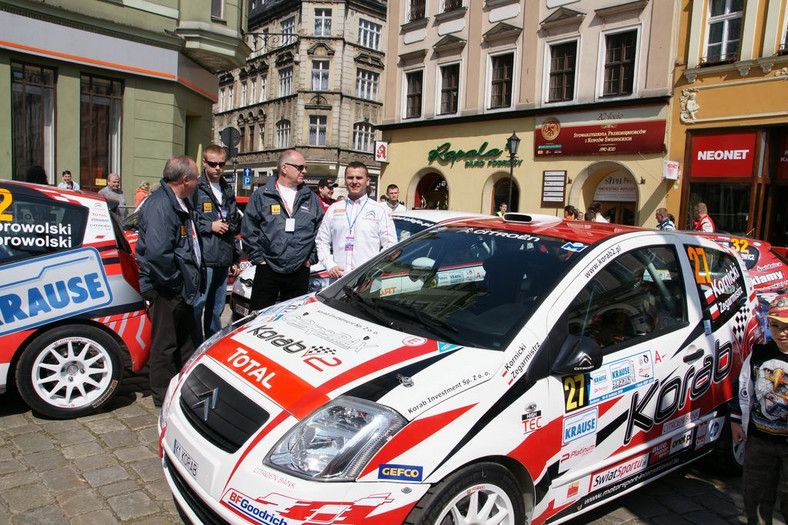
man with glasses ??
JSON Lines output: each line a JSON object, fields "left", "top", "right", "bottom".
{"left": 191, "top": 144, "right": 241, "bottom": 343}
{"left": 242, "top": 150, "right": 324, "bottom": 310}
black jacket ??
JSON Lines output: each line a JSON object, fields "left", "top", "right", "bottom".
{"left": 137, "top": 180, "right": 204, "bottom": 304}
{"left": 191, "top": 173, "right": 241, "bottom": 268}
{"left": 241, "top": 177, "right": 323, "bottom": 274}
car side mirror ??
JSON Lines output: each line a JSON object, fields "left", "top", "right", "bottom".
{"left": 551, "top": 334, "right": 603, "bottom": 375}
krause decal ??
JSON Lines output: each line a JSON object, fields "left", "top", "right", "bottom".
{"left": 564, "top": 351, "right": 654, "bottom": 412}
{"left": 0, "top": 247, "right": 112, "bottom": 336}
{"left": 378, "top": 463, "right": 424, "bottom": 482}
{"left": 562, "top": 407, "right": 598, "bottom": 444}
{"left": 624, "top": 339, "right": 732, "bottom": 444}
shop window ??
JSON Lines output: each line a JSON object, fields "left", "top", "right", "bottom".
{"left": 405, "top": 70, "right": 423, "bottom": 118}
{"left": 603, "top": 30, "right": 636, "bottom": 97}
{"left": 80, "top": 74, "right": 122, "bottom": 192}
{"left": 11, "top": 62, "right": 56, "bottom": 182}
{"left": 315, "top": 8, "right": 331, "bottom": 37}
{"left": 688, "top": 182, "right": 750, "bottom": 234}
{"left": 416, "top": 173, "right": 449, "bottom": 210}
{"left": 439, "top": 63, "right": 460, "bottom": 115}
{"left": 356, "top": 69, "right": 379, "bottom": 101}
{"left": 353, "top": 122, "right": 375, "bottom": 152}
{"left": 308, "top": 115, "right": 327, "bottom": 146}
{"left": 311, "top": 60, "right": 330, "bottom": 91}
{"left": 548, "top": 41, "right": 576, "bottom": 102}
{"left": 493, "top": 178, "right": 520, "bottom": 214}
{"left": 276, "top": 120, "right": 291, "bottom": 149}
{"left": 407, "top": 0, "right": 426, "bottom": 22}
{"left": 703, "top": 0, "right": 742, "bottom": 64}
{"left": 490, "top": 53, "right": 513, "bottom": 109}
{"left": 358, "top": 19, "right": 382, "bottom": 50}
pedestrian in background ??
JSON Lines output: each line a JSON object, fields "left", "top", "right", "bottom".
{"left": 383, "top": 184, "right": 406, "bottom": 214}
{"left": 317, "top": 177, "right": 338, "bottom": 212}
{"left": 564, "top": 205, "right": 576, "bottom": 221}
{"left": 192, "top": 144, "right": 241, "bottom": 343}
{"left": 136, "top": 156, "right": 203, "bottom": 407}
{"left": 692, "top": 202, "right": 716, "bottom": 232}
{"left": 99, "top": 173, "right": 128, "bottom": 218}
{"left": 25, "top": 165, "right": 48, "bottom": 185}
{"left": 135, "top": 181, "right": 150, "bottom": 207}
{"left": 655, "top": 208, "right": 676, "bottom": 230}
{"left": 241, "top": 149, "right": 323, "bottom": 310}
{"left": 316, "top": 161, "right": 396, "bottom": 281}
{"left": 58, "top": 170, "right": 79, "bottom": 190}
{"left": 497, "top": 202, "right": 508, "bottom": 217}
{"left": 589, "top": 202, "right": 609, "bottom": 223}
{"left": 731, "top": 294, "right": 788, "bottom": 525}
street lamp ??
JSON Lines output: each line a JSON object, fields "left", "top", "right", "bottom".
{"left": 505, "top": 132, "right": 521, "bottom": 212}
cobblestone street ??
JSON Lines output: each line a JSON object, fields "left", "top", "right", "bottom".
{"left": 0, "top": 370, "right": 784, "bottom": 525}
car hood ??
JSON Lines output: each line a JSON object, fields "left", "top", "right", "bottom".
{"left": 198, "top": 296, "right": 501, "bottom": 421}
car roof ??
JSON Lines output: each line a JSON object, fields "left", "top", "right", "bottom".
{"left": 0, "top": 180, "right": 107, "bottom": 206}
{"left": 393, "top": 209, "right": 490, "bottom": 224}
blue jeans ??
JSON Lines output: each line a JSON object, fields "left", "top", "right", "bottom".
{"left": 193, "top": 265, "right": 229, "bottom": 345}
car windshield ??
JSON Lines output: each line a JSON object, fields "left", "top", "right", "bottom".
{"left": 320, "top": 225, "right": 583, "bottom": 350}
{"left": 392, "top": 215, "right": 436, "bottom": 242}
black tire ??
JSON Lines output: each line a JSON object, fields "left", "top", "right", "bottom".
{"left": 15, "top": 325, "right": 123, "bottom": 419}
{"left": 702, "top": 416, "right": 744, "bottom": 476}
{"left": 404, "top": 462, "right": 527, "bottom": 525}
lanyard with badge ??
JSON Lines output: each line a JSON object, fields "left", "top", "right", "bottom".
{"left": 344, "top": 197, "right": 368, "bottom": 252}
{"left": 276, "top": 183, "right": 297, "bottom": 232}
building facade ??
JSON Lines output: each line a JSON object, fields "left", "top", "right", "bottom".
{"left": 213, "top": 0, "right": 387, "bottom": 198}
{"left": 669, "top": 0, "right": 788, "bottom": 244}
{"left": 379, "top": 0, "right": 680, "bottom": 227}
{"left": 0, "top": 0, "right": 249, "bottom": 201}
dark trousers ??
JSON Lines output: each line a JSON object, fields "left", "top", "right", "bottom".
{"left": 249, "top": 263, "right": 309, "bottom": 310}
{"left": 143, "top": 288, "right": 196, "bottom": 405}
{"left": 743, "top": 432, "right": 788, "bottom": 524}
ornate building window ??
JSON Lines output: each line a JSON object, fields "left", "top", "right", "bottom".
{"left": 407, "top": 0, "right": 426, "bottom": 22}
{"left": 352, "top": 122, "right": 375, "bottom": 152}
{"left": 311, "top": 60, "right": 330, "bottom": 91}
{"left": 276, "top": 119, "right": 290, "bottom": 149}
{"left": 405, "top": 70, "right": 423, "bottom": 118}
{"left": 80, "top": 74, "right": 122, "bottom": 191}
{"left": 356, "top": 69, "right": 379, "bottom": 100}
{"left": 315, "top": 8, "right": 332, "bottom": 37}
{"left": 704, "top": 0, "right": 742, "bottom": 63}
{"left": 490, "top": 53, "right": 513, "bottom": 109}
{"left": 358, "top": 19, "right": 382, "bottom": 50}
{"left": 439, "top": 63, "right": 460, "bottom": 115}
{"left": 279, "top": 67, "right": 293, "bottom": 97}
{"left": 548, "top": 41, "right": 576, "bottom": 102}
{"left": 11, "top": 61, "right": 56, "bottom": 181}
{"left": 603, "top": 30, "right": 636, "bottom": 96}
{"left": 308, "top": 115, "right": 327, "bottom": 146}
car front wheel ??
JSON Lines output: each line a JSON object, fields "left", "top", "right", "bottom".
{"left": 15, "top": 325, "right": 123, "bottom": 419}
{"left": 405, "top": 462, "right": 526, "bottom": 525}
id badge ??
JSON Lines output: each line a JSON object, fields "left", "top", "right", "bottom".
{"left": 345, "top": 236, "right": 354, "bottom": 251}
{"left": 285, "top": 218, "right": 296, "bottom": 232}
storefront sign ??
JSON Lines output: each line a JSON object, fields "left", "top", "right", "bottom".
{"left": 593, "top": 176, "right": 637, "bottom": 202}
{"left": 375, "top": 141, "right": 389, "bottom": 163}
{"left": 534, "top": 106, "right": 667, "bottom": 157}
{"left": 542, "top": 171, "right": 566, "bottom": 206}
{"left": 428, "top": 141, "right": 519, "bottom": 169}
{"left": 690, "top": 133, "right": 757, "bottom": 178}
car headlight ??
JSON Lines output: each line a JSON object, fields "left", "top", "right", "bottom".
{"left": 265, "top": 396, "right": 406, "bottom": 481}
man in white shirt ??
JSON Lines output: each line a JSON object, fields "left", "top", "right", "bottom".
{"left": 317, "top": 162, "right": 397, "bottom": 280}
{"left": 383, "top": 184, "right": 406, "bottom": 214}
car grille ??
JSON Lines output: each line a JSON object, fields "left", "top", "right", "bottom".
{"left": 179, "top": 364, "right": 270, "bottom": 453}
{"left": 164, "top": 455, "right": 229, "bottom": 525}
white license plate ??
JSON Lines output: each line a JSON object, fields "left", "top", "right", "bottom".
{"left": 234, "top": 303, "right": 249, "bottom": 316}
{"left": 173, "top": 439, "right": 199, "bottom": 478}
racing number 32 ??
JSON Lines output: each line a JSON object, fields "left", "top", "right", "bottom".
{"left": 0, "top": 188, "right": 12, "bottom": 222}
{"left": 687, "top": 247, "right": 711, "bottom": 285}
{"left": 564, "top": 374, "right": 587, "bottom": 412}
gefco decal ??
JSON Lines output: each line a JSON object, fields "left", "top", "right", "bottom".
{"left": 624, "top": 340, "right": 732, "bottom": 444}
{"left": 246, "top": 324, "right": 343, "bottom": 372}
{"left": 222, "top": 490, "right": 395, "bottom": 523}
{"left": 590, "top": 453, "right": 649, "bottom": 491}
{"left": 0, "top": 247, "right": 112, "bottom": 337}
{"left": 562, "top": 407, "right": 598, "bottom": 444}
{"left": 378, "top": 463, "right": 424, "bottom": 482}
{"left": 283, "top": 313, "right": 378, "bottom": 353}
{"left": 501, "top": 341, "right": 540, "bottom": 385}
{"left": 563, "top": 351, "right": 654, "bottom": 413}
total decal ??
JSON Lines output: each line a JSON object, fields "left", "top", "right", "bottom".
{"left": 0, "top": 247, "right": 112, "bottom": 337}
{"left": 221, "top": 488, "right": 396, "bottom": 524}
{"left": 624, "top": 339, "right": 732, "bottom": 444}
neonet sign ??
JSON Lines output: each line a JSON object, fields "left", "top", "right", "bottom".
{"left": 691, "top": 133, "right": 756, "bottom": 178}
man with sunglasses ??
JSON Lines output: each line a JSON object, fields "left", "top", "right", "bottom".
{"left": 242, "top": 149, "right": 323, "bottom": 310}
{"left": 191, "top": 144, "right": 241, "bottom": 342}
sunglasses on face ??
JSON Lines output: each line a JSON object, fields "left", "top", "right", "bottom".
{"left": 284, "top": 162, "right": 307, "bottom": 172}
{"left": 204, "top": 159, "right": 226, "bottom": 168}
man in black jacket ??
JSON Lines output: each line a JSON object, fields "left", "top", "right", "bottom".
{"left": 192, "top": 144, "right": 241, "bottom": 343}
{"left": 136, "top": 155, "right": 202, "bottom": 406}
{"left": 242, "top": 150, "right": 323, "bottom": 310}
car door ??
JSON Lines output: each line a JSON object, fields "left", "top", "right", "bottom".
{"left": 534, "top": 233, "right": 709, "bottom": 517}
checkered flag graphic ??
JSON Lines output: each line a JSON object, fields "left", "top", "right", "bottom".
{"left": 731, "top": 309, "right": 748, "bottom": 347}
{"left": 304, "top": 346, "right": 337, "bottom": 356}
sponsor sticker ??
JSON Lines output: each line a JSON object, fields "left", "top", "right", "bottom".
{"left": 590, "top": 453, "right": 649, "bottom": 491}
{"left": 563, "top": 407, "right": 598, "bottom": 444}
{"left": 378, "top": 464, "right": 423, "bottom": 482}
{"left": 589, "top": 351, "right": 654, "bottom": 404}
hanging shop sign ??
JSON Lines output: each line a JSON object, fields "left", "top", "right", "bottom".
{"left": 593, "top": 175, "right": 638, "bottom": 202}
{"left": 690, "top": 133, "right": 757, "bottom": 178}
{"left": 427, "top": 142, "right": 521, "bottom": 169}
{"left": 541, "top": 171, "right": 566, "bottom": 207}
{"left": 534, "top": 105, "right": 667, "bottom": 157}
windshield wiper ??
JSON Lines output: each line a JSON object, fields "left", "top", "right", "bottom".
{"left": 370, "top": 299, "right": 465, "bottom": 343}
{"left": 340, "top": 285, "right": 402, "bottom": 330}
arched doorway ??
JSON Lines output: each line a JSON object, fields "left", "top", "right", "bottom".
{"left": 492, "top": 178, "right": 520, "bottom": 213}
{"left": 415, "top": 172, "right": 449, "bottom": 209}
{"left": 592, "top": 174, "right": 637, "bottom": 225}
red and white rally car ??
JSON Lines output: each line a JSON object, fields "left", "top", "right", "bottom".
{"left": 0, "top": 181, "right": 150, "bottom": 418}
{"left": 159, "top": 213, "right": 760, "bottom": 524}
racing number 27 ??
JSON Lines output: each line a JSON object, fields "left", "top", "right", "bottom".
{"left": 687, "top": 247, "right": 711, "bottom": 285}
{"left": 564, "top": 374, "right": 586, "bottom": 412}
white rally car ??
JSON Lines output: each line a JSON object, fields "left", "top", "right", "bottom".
{"left": 159, "top": 214, "right": 760, "bottom": 524}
